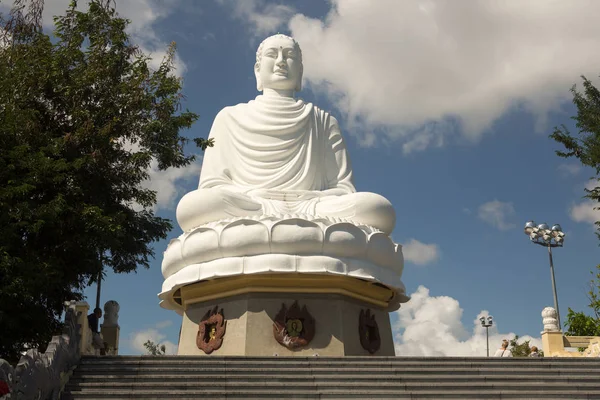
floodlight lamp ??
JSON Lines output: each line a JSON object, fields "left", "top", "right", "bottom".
{"left": 542, "top": 234, "right": 551, "bottom": 242}
{"left": 552, "top": 224, "right": 562, "bottom": 232}
{"left": 529, "top": 232, "right": 538, "bottom": 241}
{"left": 537, "top": 223, "right": 549, "bottom": 231}
{"left": 524, "top": 221, "right": 536, "bottom": 235}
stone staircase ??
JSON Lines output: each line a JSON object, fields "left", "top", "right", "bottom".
{"left": 62, "top": 355, "right": 600, "bottom": 399}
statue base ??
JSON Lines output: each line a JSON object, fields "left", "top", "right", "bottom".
{"left": 177, "top": 274, "right": 396, "bottom": 356}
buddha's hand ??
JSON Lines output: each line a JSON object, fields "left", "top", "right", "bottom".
{"left": 245, "top": 189, "right": 319, "bottom": 201}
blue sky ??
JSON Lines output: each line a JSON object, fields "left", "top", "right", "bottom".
{"left": 18, "top": 0, "right": 600, "bottom": 355}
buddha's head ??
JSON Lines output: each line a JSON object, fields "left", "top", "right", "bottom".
{"left": 255, "top": 34, "right": 303, "bottom": 94}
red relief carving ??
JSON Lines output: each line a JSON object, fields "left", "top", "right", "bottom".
{"left": 0, "top": 380, "right": 10, "bottom": 396}
{"left": 273, "top": 300, "right": 316, "bottom": 350}
{"left": 359, "top": 309, "right": 381, "bottom": 354}
{"left": 196, "top": 306, "right": 226, "bottom": 354}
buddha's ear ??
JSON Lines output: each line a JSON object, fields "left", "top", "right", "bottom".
{"left": 254, "top": 63, "right": 263, "bottom": 92}
{"left": 295, "top": 63, "right": 303, "bottom": 92}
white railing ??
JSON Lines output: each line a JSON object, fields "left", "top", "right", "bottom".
{"left": 0, "top": 301, "right": 82, "bottom": 400}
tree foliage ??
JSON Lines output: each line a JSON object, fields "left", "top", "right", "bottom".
{"left": 509, "top": 335, "right": 543, "bottom": 357}
{"left": 143, "top": 340, "right": 167, "bottom": 356}
{"left": 550, "top": 75, "right": 600, "bottom": 239}
{"left": 564, "top": 265, "right": 600, "bottom": 337}
{"left": 0, "top": 0, "right": 210, "bottom": 363}
{"left": 550, "top": 75, "right": 600, "bottom": 341}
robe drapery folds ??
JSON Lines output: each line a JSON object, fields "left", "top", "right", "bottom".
{"left": 199, "top": 95, "right": 356, "bottom": 194}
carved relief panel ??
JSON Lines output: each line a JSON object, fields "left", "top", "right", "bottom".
{"left": 196, "top": 306, "right": 226, "bottom": 354}
{"left": 359, "top": 309, "right": 380, "bottom": 354}
{"left": 273, "top": 301, "right": 315, "bottom": 350}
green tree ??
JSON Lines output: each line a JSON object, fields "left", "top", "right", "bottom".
{"left": 0, "top": 0, "right": 211, "bottom": 363}
{"left": 509, "top": 335, "right": 543, "bottom": 357}
{"left": 509, "top": 336, "right": 529, "bottom": 357}
{"left": 564, "top": 265, "right": 600, "bottom": 337}
{"left": 550, "top": 75, "right": 600, "bottom": 340}
{"left": 143, "top": 340, "right": 167, "bottom": 356}
{"left": 550, "top": 75, "right": 600, "bottom": 239}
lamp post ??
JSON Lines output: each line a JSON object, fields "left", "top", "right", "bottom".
{"left": 480, "top": 316, "right": 493, "bottom": 357}
{"left": 524, "top": 221, "right": 565, "bottom": 330}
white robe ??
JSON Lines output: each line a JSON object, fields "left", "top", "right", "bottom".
{"left": 176, "top": 95, "right": 395, "bottom": 233}
{"left": 199, "top": 95, "right": 355, "bottom": 194}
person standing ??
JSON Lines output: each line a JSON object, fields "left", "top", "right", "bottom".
{"left": 493, "top": 339, "right": 513, "bottom": 357}
{"left": 529, "top": 346, "right": 542, "bottom": 357}
{"left": 87, "top": 307, "right": 106, "bottom": 355}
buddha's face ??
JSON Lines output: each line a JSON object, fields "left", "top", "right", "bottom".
{"left": 255, "top": 35, "right": 302, "bottom": 93}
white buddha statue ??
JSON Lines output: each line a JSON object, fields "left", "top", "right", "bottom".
{"left": 176, "top": 34, "right": 396, "bottom": 235}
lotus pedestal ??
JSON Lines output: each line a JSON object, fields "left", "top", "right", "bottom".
{"left": 159, "top": 216, "right": 408, "bottom": 357}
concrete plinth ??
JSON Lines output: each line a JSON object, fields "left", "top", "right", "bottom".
{"left": 75, "top": 301, "right": 91, "bottom": 355}
{"left": 177, "top": 274, "right": 396, "bottom": 356}
{"left": 100, "top": 325, "right": 120, "bottom": 355}
{"left": 542, "top": 331, "right": 564, "bottom": 356}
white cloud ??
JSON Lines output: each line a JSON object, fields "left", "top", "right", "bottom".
{"left": 139, "top": 158, "right": 202, "bottom": 212}
{"left": 477, "top": 200, "right": 516, "bottom": 231}
{"left": 402, "top": 239, "right": 439, "bottom": 266}
{"left": 570, "top": 201, "right": 599, "bottom": 225}
{"left": 271, "top": 0, "right": 600, "bottom": 150}
{"left": 557, "top": 163, "right": 581, "bottom": 177}
{"left": 218, "top": 0, "right": 295, "bottom": 38}
{"left": 119, "top": 139, "right": 201, "bottom": 212}
{"left": 155, "top": 320, "right": 173, "bottom": 329}
{"left": 569, "top": 180, "right": 600, "bottom": 226}
{"left": 2, "top": 0, "right": 187, "bottom": 75}
{"left": 585, "top": 179, "right": 599, "bottom": 192}
{"left": 394, "top": 286, "right": 542, "bottom": 356}
{"left": 129, "top": 326, "right": 178, "bottom": 355}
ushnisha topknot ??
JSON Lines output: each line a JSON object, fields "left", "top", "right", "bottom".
{"left": 255, "top": 33, "right": 303, "bottom": 70}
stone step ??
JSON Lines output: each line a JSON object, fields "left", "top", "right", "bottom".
{"left": 71, "top": 365, "right": 600, "bottom": 376}
{"left": 69, "top": 373, "right": 599, "bottom": 384}
{"left": 64, "top": 357, "right": 600, "bottom": 400}
{"left": 79, "top": 356, "right": 600, "bottom": 365}
{"left": 66, "top": 381, "right": 600, "bottom": 391}
{"left": 79, "top": 355, "right": 600, "bottom": 362}
{"left": 61, "top": 388, "right": 600, "bottom": 400}
{"left": 71, "top": 368, "right": 599, "bottom": 382}
{"left": 76, "top": 359, "right": 600, "bottom": 370}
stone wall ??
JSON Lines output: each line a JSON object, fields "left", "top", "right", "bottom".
{"left": 0, "top": 301, "right": 83, "bottom": 400}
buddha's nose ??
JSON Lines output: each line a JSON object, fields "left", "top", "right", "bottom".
{"left": 276, "top": 53, "right": 285, "bottom": 66}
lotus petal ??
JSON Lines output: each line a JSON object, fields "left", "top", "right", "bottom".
{"left": 367, "top": 233, "right": 396, "bottom": 269}
{"left": 182, "top": 228, "right": 220, "bottom": 265}
{"left": 220, "top": 219, "right": 270, "bottom": 257}
{"left": 324, "top": 223, "right": 367, "bottom": 258}
{"left": 271, "top": 219, "right": 323, "bottom": 254}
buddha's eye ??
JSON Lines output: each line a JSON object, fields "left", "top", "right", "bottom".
{"left": 264, "top": 51, "right": 277, "bottom": 58}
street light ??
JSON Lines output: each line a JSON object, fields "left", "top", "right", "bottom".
{"left": 524, "top": 221, "right": 565, "bottom": 330}
{"left": 480, "top": 316, "right": 493, "bottom": 357}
